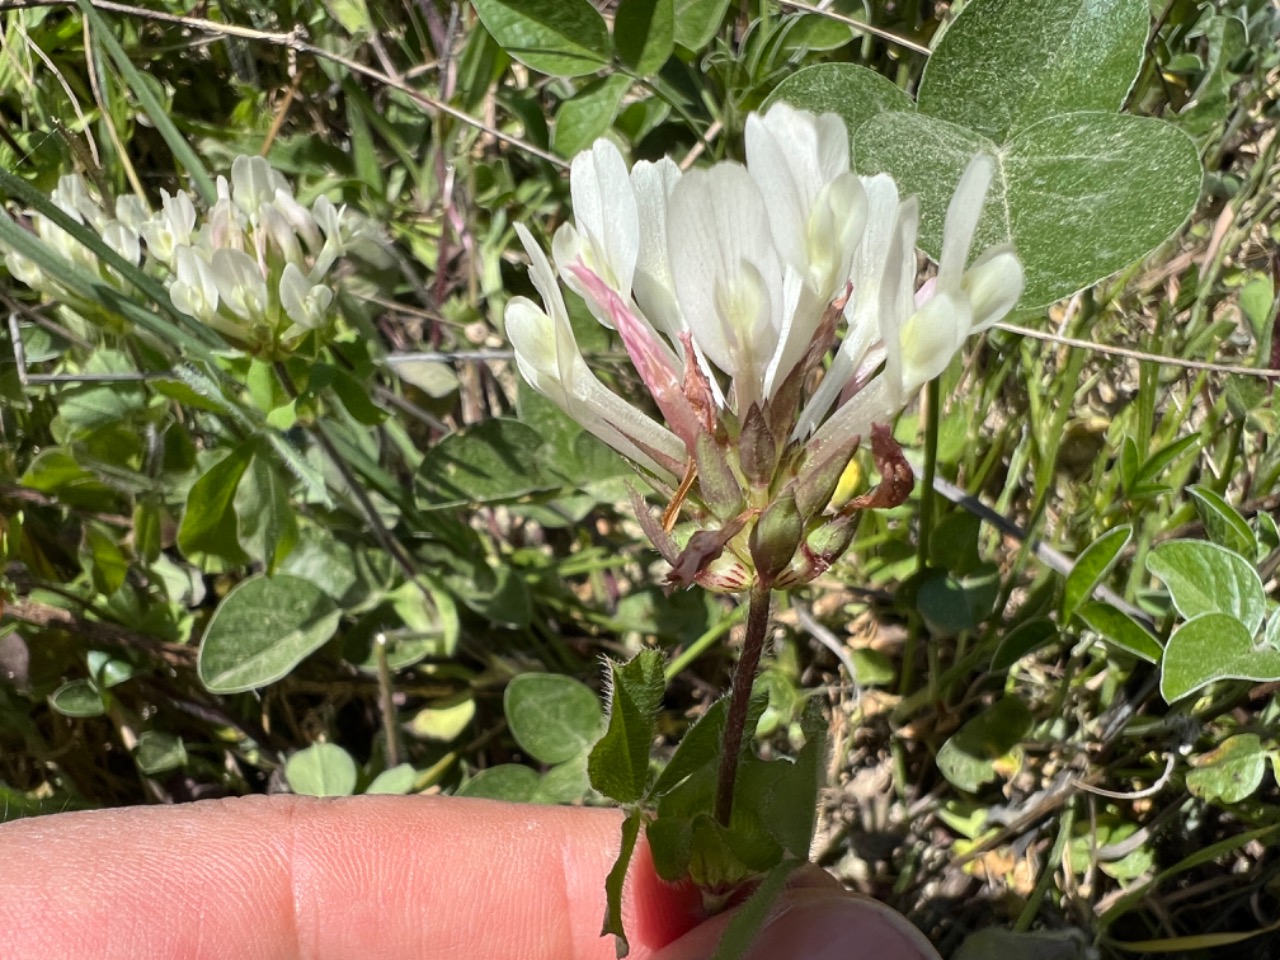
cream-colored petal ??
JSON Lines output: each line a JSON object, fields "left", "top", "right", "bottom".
{"left": 964, "top": 245, "right": 1023, "bottom": 330}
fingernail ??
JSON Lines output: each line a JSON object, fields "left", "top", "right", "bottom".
{"left": 746, "top": 892, "right": 942, "bottom": 960}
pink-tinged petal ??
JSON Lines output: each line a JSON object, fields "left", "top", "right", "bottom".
{"left": 678, "top": 332, "right": 719, "bottom": 434}
{"left": 508, "top": 228, "right": 685, "bottom": 480}
{"left": 569, "top": 263, "right": 702, "bottom": 451}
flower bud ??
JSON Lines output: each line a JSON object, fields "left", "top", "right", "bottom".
{"left": 694, "top": 430, "right": 743, "bottom": 520}
{"left": 749, "top": 490, "right": 803, "bottom": 588}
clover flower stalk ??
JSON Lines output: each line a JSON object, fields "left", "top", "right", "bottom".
{"left": 506, "top": 102, "right": 1024, "bottom": 825}
{"left": 3, "top": 156, "right": 383, "bottom": 358}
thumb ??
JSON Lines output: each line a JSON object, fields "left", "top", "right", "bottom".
{"left": 652, "top": 889, "right": 943, "bottom": 960}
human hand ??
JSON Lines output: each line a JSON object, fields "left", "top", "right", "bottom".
{"left": 0, "top": 795, "right": 940, "bottom": 959}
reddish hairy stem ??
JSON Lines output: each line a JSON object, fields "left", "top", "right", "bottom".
{"left": 714, "top": 582, "right": 773, "bottom": 826}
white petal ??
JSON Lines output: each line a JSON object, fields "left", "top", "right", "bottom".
{"left": 210, "top": 247, "right": 267, "bottom": 319}
{"left": 763, "top": 265, "right": 818, "bottom": 398}
{"left": 964, "top": 245, "right": 1023, "bottom": 330}
{"left": 114, "top": 195, "right": 149, "bottom": 231}
{"left": 279, "top": 262, "right": 310, "bottom": 327}
{"left": 516, "top": 224, "right": 569, "bottom": 327}
{"left": 745, "top": 104, "right": 818, "bottom": 275}
{"left": 806, "top": 375, "right": 895, "bottom": 459}
{"left": 814, "top": 112, "right": 851, "bottom": 182}
{"left": 898, "top": 291, "right": 971, "bottom": 395}
{"left": 231, "top": 156, "right": 276, "bottom": 216}
{"left": 937, "top": 154, "right": 994, "bottom": 290}
{"left": 878, "top": 196, "right": 919, "bottom": 398}
{"left": 101, "top": 222, "right": 140, "bottom": 266}
{"left": 630, "top": 157, "right": 684, "bottom": 340}
{"left": 505, "top": 295, "right": 681, "bottom": 479}
{"left": 569, "top": 139, "right": 638, "bottom": 294}
{"left": 667, "top": 162, "right": 782, "bottom": 408}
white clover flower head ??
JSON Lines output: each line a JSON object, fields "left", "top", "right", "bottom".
{"left": 5, "top": 155, "right": 364, "bottom": 355}
{"left": 505, "top": 104, "right": 1024, "bottom": 593}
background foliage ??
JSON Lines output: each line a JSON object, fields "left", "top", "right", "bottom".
{"left": 1, "top": 1, "right": 1279, "bottom": 957}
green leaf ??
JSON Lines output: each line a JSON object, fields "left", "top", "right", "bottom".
{"left": 48, "top": 679, "right": 106, "bottom": 718}
{"left": 405, "top": 695, "right": 476, "bottom": 743}
{"left": 470, "top": 0, "right": 610, "bottom": 77}
{"left": 533, "top": 753, "right": 592, "bottom": 803}
{"left": 285, "top": 743, "right": 358, "bottom": 797}
{"left": 990, "top": 617, "right": 1060, "bottom": 671}
{"left": 392, "top": 359, "right": 459, "bottom": 398}
{"left": 588, "top": 649, "right": 665, "bottom": 803}
{"left": 710, "top": 860, "right": 801, "bottom": 960}
{"left": 1173, "top": 9, "right": 1248, "bottom": 138}
{"left": 672, "top": 0, "right": 731, "bottom": 51}
{"left": 1188, "top": 486, "right": 1256, "bottom": 558}
{"left": 56, "top": 352, "right": 147, "bottom": 432}
{"left": 764, "top": 63, "right": 914, "bottom": 168}
{"left": 1160, "top": 612, "right": 1280, "bottom": 703}
{"left": 82, "top": 523, "right": 129, "bottom": 597}
{"left": 504, "top": 673, "right": 604, "bottom": 764}
{"left": 134, "top": 731, "right": 188, "bottom": 776}
{"left": 312, "top": 365, "right": 387, "bottom": 426}
{"left": 1186, "top": 734, "right": 1267, "bottom": 805}
{"left": 177, "top": 443, "right": 256, "bottom": 566}
{"left": 1062, "top": 525, "right": 1132, "bottom": 622}
{"left": 928, "top": 510, "right": 983, "bottom": 576}
{"left": 761, "top": 700, "right": 825, "bottom": 857}
{"left": 553, "top": 74, "right": 633, "bottom": 158}
{"left": 918, "top": 0, "right": 1149, "bottom": 143}
{"left": 916, "top": 565, "right": 1000, "bottom": 635}
{"left": 857, "top": 110, "right": 1200, "bottom": 308}
{"left": 601, "top": 809, "right": 643, "bottom": 952}
{"left": 236, "top": 451, "right": 299, "bottom": 574}
{"left": 1075, "top": 601, "right": 1162, "bottom": 663}
{"left": 417, "top": 418, "right": 559, "bottom": 509}
{"left": 366, "top": 763, "right": 417, "bottom": 795}
{"left": 1148, "top": 539, "right": 1266, "bottom": 636}
{"left": 1239, "top": 274, "right": 1275, "bottom": 340}
{"left": 455, "top": 764, "right": 541, "bottom": 801}
{"left": 197, "top": 574, "right": 342, "bottom": 694}
{"left": 936, "top": 696, "right": 1032, "bottom": 793}
{"left": 614, "top": 0, "right": 674, "bottom": 75}
{"left": 653, "top": 697, "right": 726, "bottom": 795}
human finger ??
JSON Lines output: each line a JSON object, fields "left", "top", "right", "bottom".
{"left": 0, "top": 794, "right": 702, "bottom": 960}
